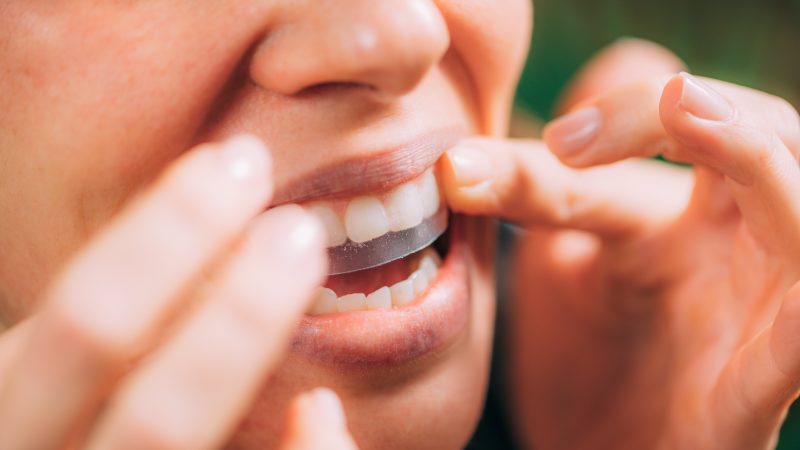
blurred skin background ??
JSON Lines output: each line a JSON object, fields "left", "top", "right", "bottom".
{"left": 512, "top": 0, "right": 799, "bottom": 447}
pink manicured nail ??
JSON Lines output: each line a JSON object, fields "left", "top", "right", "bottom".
{"left": 678, "top": 73, "right": 733, "bottom": 121}
{"left": 445, "top": 146, "right": 493, "bottom": 187}
{"left": 310, "top": 388, "right": 346, "bottom": 428}
{"left": 544, "top": 107, "right": 602, "bottom": 157}
{"left": 217, "top": 134, "right": 271, "bottom": 181}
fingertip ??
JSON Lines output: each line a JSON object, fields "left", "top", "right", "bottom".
{"left": 306, "top": 388, "right": 347, "bottom": 428}
{"left": 557, "top": 37, "right": 685, "bottom": 113}
{"left": 215, "top": 134, "right": 275, "bottom": 201}
{"left": 250, "top": 205, "right": 328, "bottom": 279}
{"left": 439, "top": 145, "right": 497, "bottom": 214}
{"left": 660, "top": 73, "right": 734, "bottom": 126}
{"left": 222, "top": 134, "right": 274, "bottom": 172}
{"left": 283, "top": 388, "right": 357, "bottom": 450}
{"left": 659, "top": 73, "right": 734, "bottom": 161}
{"left": 658, "top": 73, "right": 685, "bottom": 123}
{"left": 441, "top": 145, "right": 494, "bottom": 191}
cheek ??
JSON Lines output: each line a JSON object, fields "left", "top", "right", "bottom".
{"left": 0, "top": 4, "right": 273, "bottom": 307}
{"left": 233, "top": 349, "right": 492, "bottom": 450}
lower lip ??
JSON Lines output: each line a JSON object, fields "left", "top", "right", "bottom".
{"left": 291, "top": 216, "right": 470, "bottom": 370}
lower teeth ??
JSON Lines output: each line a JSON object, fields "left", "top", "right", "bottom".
{"left": 308, "top": 248, "right": 441, "bottom": 315}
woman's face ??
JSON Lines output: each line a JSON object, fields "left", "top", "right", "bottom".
{"left": 0, "top": 1, "right": 531, "bottom": 448}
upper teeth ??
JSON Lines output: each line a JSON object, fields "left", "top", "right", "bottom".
{"left": 307, "top": 168, "right": 442, "bottom": 247}
{"left": 308, "top": 248, "right": 442, "bottom": 315}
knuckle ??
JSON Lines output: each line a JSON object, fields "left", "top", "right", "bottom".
{"left": 552, "top": 174, "right": 587, "bottom": 225}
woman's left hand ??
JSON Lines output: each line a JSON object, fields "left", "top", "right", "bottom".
{"left": 441, "top": 40, "right": 800, "bottom": 449}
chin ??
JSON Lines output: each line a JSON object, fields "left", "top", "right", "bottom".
{"left": 225, "top": 215, "right": 498, "bottom": 450}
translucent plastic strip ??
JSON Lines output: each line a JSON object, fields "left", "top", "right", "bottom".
{"left": 327, "top": 206, "right": 448, "bottom": 275}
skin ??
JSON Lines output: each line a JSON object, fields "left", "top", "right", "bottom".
{"left": 441, "top": 39, "right": 800, "bottom": 449}
{"left": 0, "top": 1, "right": 529, "bottom": 449}
{"left": 1, "top": 2, "right": 799, "bottom": 450}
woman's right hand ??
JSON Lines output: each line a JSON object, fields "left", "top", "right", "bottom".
{"left": 0, "top": 136, "right": 357, "bottom": 450}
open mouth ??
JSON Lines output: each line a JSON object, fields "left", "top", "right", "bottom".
{"left": 294, "top": 165, "right": 471, "bottom": 368}
{"left": 306, "top": 168, "right": 449, "bottom": 313}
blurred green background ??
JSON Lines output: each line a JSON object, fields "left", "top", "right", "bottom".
{"left": 513, "top": 0, "right": 800, "bottom": 447}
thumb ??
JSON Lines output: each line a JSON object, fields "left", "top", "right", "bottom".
{"left": 279, "top": 388, "right": 358, "bottom": 450}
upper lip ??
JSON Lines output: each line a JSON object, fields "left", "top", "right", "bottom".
{"left": 271, "top": 126, "right": 466, "bottom": 205}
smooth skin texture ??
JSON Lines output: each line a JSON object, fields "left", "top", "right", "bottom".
{"left": 0, "top": 1, "right": 530, "bottom": 449}
{"left": 441, "top": 39, "right": 800, "bottom": 449}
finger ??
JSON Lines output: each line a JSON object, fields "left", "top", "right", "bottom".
{"left": 543, "top": 73, "right": 800, "bottom": 169}
{"left": 280, "top": 388, "right": 358, "bottom": 450}
{"left": 712, "top": 282, "right": 800, "bottom": 449}
{"left": 86, "top": 206, "right": 326, "bottom": 450}
{"left": 557, "top": 38, "right": 686, "bottom": 114}
{"left": 0, "top": 135, "right": 273, "bottom": 449}
{"left": 440, "top": 137, "right": 692, "bottom": 237}
{"left": 544, "top": 75, "right": 676, "bottom": 168}
{"left": 543, "top": 73, "right": 800, "bottom": 259}
{"left": 659, "top": 74, "right": 800, "bottom": 260}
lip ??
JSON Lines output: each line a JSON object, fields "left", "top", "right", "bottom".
{"left": 291, "top": 215, "right": 470, "bottom": 369}
{"left": 273, "top": 126, "right": 467, "bottom": 204}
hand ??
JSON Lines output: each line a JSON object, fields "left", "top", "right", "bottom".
{"left": 0, "top": 136, "right": 357, "bottom": 450}
{"left": 440, "top": 39, "right": 800, "bottom": 449}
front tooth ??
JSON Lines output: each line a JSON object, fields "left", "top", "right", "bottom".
{"left": 338, "top": 293, "right": 367, "bottom": 312}
{"left": 419, "top": 169, "right": 440, "bottom": 217}
{"left": 410, "top": 270, "right": 429, "bottom": 295}
{"left": 366, "top": 286, "right": 391, "bottom": 310}
{"left": 309, "top": 205, "right": 347, "bottom": 247}
{"left": 310, "top": 288, "right": 338, "bottom": 315}
{"left": 390, "top": 280, "right": 415, "bottom": 306}
{"left": 344, "top": 196, "right": 390, "bottom": 243}
{"left": 385, "top": 184, "right": 423, "bottom": 232}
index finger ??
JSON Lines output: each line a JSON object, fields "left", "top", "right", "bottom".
{"left": 86, "top": 206, "right": 326, "bottom": 450}
{"left": 0, "top": 135, "right": 273, "bottom": 449}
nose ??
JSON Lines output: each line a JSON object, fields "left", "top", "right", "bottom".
{"left": 250, "top": 0, "right": 449, "bottom": 98}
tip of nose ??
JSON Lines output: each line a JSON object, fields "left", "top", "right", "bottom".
{"left": 248, "top": 1, "right": 450, "bottom": 99}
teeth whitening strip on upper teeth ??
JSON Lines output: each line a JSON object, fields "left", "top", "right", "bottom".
{"left": 327, "top": 206, "right": 447, "bottom": 274}
{"left": 306, "top": 168, "right": 445, "bottom": 274}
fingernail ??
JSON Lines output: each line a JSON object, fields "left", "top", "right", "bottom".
{"left": 445, "top": 146, "right": 493, "bottom": 187}
{"left": 544, "top": 107, "right": 602, "bottom": 157}
{"left": 217, "top": 134, "right": 271, "bottom": 181}
{"left": 678, "top": 72, "right": 733, "bottom": 121}
{"left": 309, "top": 388, "right": 346, "bottom": 428}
